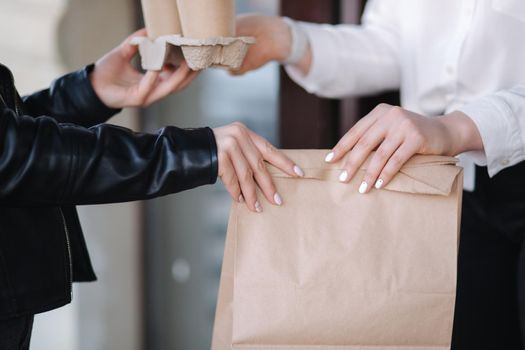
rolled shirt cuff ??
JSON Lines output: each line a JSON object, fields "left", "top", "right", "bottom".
{"left": 284, "top": 22, "right": 341, "bottom": 96}
{"left": 458, "top": 94, "right": 525, "bottom": 177}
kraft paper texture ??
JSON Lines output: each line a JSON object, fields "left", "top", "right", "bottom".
{"left": 141, "top": 0, "right": 182, "bottom": 38}
{"left": 177, "top": 0, "right": 235, "bottom": 38}
{"left": 137, "top": 0, "right": 253, "bottom": 71}
{"left": 131, "top": 36, "right": 255, "bottom": 71}
{"left": 212, "top": 150, "right": 463, "bottom": 350}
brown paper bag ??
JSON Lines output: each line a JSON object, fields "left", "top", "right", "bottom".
{"left": 212, "top": 150, "right": 463, "bottom": 350}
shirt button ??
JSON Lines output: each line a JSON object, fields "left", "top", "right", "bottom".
{"left": 446, "top": 65, "right": 455, "bottom": 75}
{"left": 500, "top": 159, "right": 510, "bottom": 166}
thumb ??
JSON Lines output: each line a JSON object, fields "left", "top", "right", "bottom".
{"left": 119, "top": 28, "right": 148, "bottom": 61}
{"left": 228, "top": 67, "right": 246, "bottom": 76}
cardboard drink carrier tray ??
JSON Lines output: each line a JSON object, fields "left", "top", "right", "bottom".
{"left": 135, "top": 0, "right": 255, "bottom": 71}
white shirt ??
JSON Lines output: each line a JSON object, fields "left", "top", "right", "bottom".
{"left": 285, "top": 0, "right": 525, "bottom": 191}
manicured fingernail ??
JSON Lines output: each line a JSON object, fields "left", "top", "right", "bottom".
{"left": 255, "top": 201, "right": 263, "bottom": 213}
{"left": 238, "top": 195, "right": 245, "bottom": 203}
{"left": 325, "top": 152, "right": 335, "bottom": 162}
{"left": 274, "top": 193, "right": 283, "bottom": 206}
{"left": 339, "top": 171, "right": 349, "bottom": 182}
{"left": 358, "top": 181, "right": 368, "bottom": 194}
{"left": 375, "top": 179, "right": 384, "bottom": 189}
{"left": 293, "top": 165, "right": 305, "bottom": 177}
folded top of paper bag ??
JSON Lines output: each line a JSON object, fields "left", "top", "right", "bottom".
{"left": 266, "top": 150, "right": 462, "bottom": 196}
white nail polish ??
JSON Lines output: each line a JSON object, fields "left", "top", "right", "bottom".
{"left": 375, "top": 179, "right": 384, "bottom": 189}
{"left": 339, "top": 171, "right": 349, "bottom": 182}
{"left": 238, "top": 195, "right": 245, "bottom": 203}
{"left": 325, "top": 152, "right": 335, "bottom": 163}
{"left": 293, "top": 165, "right": 305, "bottom": 177}
{"left": 274, "top": 193, "right": 283, "bottom": 206}
{"left": 255, "top": 201, "right": 263, "bottom": 213}
{"left": 358, "top": 181, "right": 368, "bottom": 194}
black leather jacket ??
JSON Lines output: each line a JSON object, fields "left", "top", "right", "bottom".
{"left": 0, "top": 63, "right": 218, "bottom": 320}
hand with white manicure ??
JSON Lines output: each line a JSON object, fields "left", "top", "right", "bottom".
{"left": 324, "top": 104, "right": 483, "bottom": 193}
{"left": 213, "top": 122, "right": 304, "bottom": 213}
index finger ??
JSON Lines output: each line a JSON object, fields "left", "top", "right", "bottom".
{"left": 134, "top": 70, "right": 160, "bottom": 105}
{"left": 143, "top": 63, "right": 192, "bottom": 105}
{"left": 246, "top": 129, "right": 305, "bottom": 178}
{"left": 327, "top": 103, "right": 391, "bottom": 163}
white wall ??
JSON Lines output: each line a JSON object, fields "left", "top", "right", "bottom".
{"left": 0, "top": 0, "right": 142, "bottom": 349}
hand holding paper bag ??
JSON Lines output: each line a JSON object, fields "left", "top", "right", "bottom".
{"left": 213, "top": 123, "right": 304, "bottom": 213}
{"left": 212, "top": 150, "right": 463, "bottom": 350}
{"left": 326, "top": 105, "right": 482, "bottom": 194}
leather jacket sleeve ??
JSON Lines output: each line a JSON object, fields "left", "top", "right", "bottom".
{"left": 0, "top": 107, "right": 218, "bottom": 206}
{"left": 22, "top": 64, "right": 121, "bottom": 127}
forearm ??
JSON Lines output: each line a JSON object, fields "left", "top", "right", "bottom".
{"left": 281, "top": 20, "right": 401, "bottom": 98}
{"left": 22, "top": 64, "right": 120, "bottom": 127}
{"left": 0, "top": 108, "right": 217, "bottom": 206}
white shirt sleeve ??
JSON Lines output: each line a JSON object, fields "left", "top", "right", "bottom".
{"left": 459, "top": 83, "right": 525, "bottom": 177}
{"left": 284, "top": 0, "right": 402, "bottom": 98}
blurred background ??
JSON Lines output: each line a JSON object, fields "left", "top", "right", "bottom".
{"left": 0, "top": 0, "right": 393, "bottom": 349}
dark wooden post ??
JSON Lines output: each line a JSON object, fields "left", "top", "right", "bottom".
{"left": 279, "top": 1, "right": 341, "bottom": 149}
{"left": 339, "top": 0, "right": 365, "bottom": 138}
{"left": 279, "top": 0, "right": 400, "bottom": 145}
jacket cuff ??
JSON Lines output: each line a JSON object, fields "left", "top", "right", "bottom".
{"left": 79, "top": 64, "right": 122, "bottom": 122}
{"left": 206, "top": 127, "right": 219, "bottom": 185}
{"left": 169, "top": 127, "right": 218, "bottom": 189}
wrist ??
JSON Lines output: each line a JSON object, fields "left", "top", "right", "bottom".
{"left": 88, "top": 64, "right": 105, "bottom": 104}
{"left": 437, "top": 111, "right": 484, "bottom": 156}
{"left": 280, "top": 17, "right": 308, "bottom": 64}
{"left": 272, "top": 17, "right": 294, "bottom": 62}
{"left": 88, "top": 63, "right": 121, "bottom": 109}
{"left": 277, "top": 17, "right": 312, "bottom": 75}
